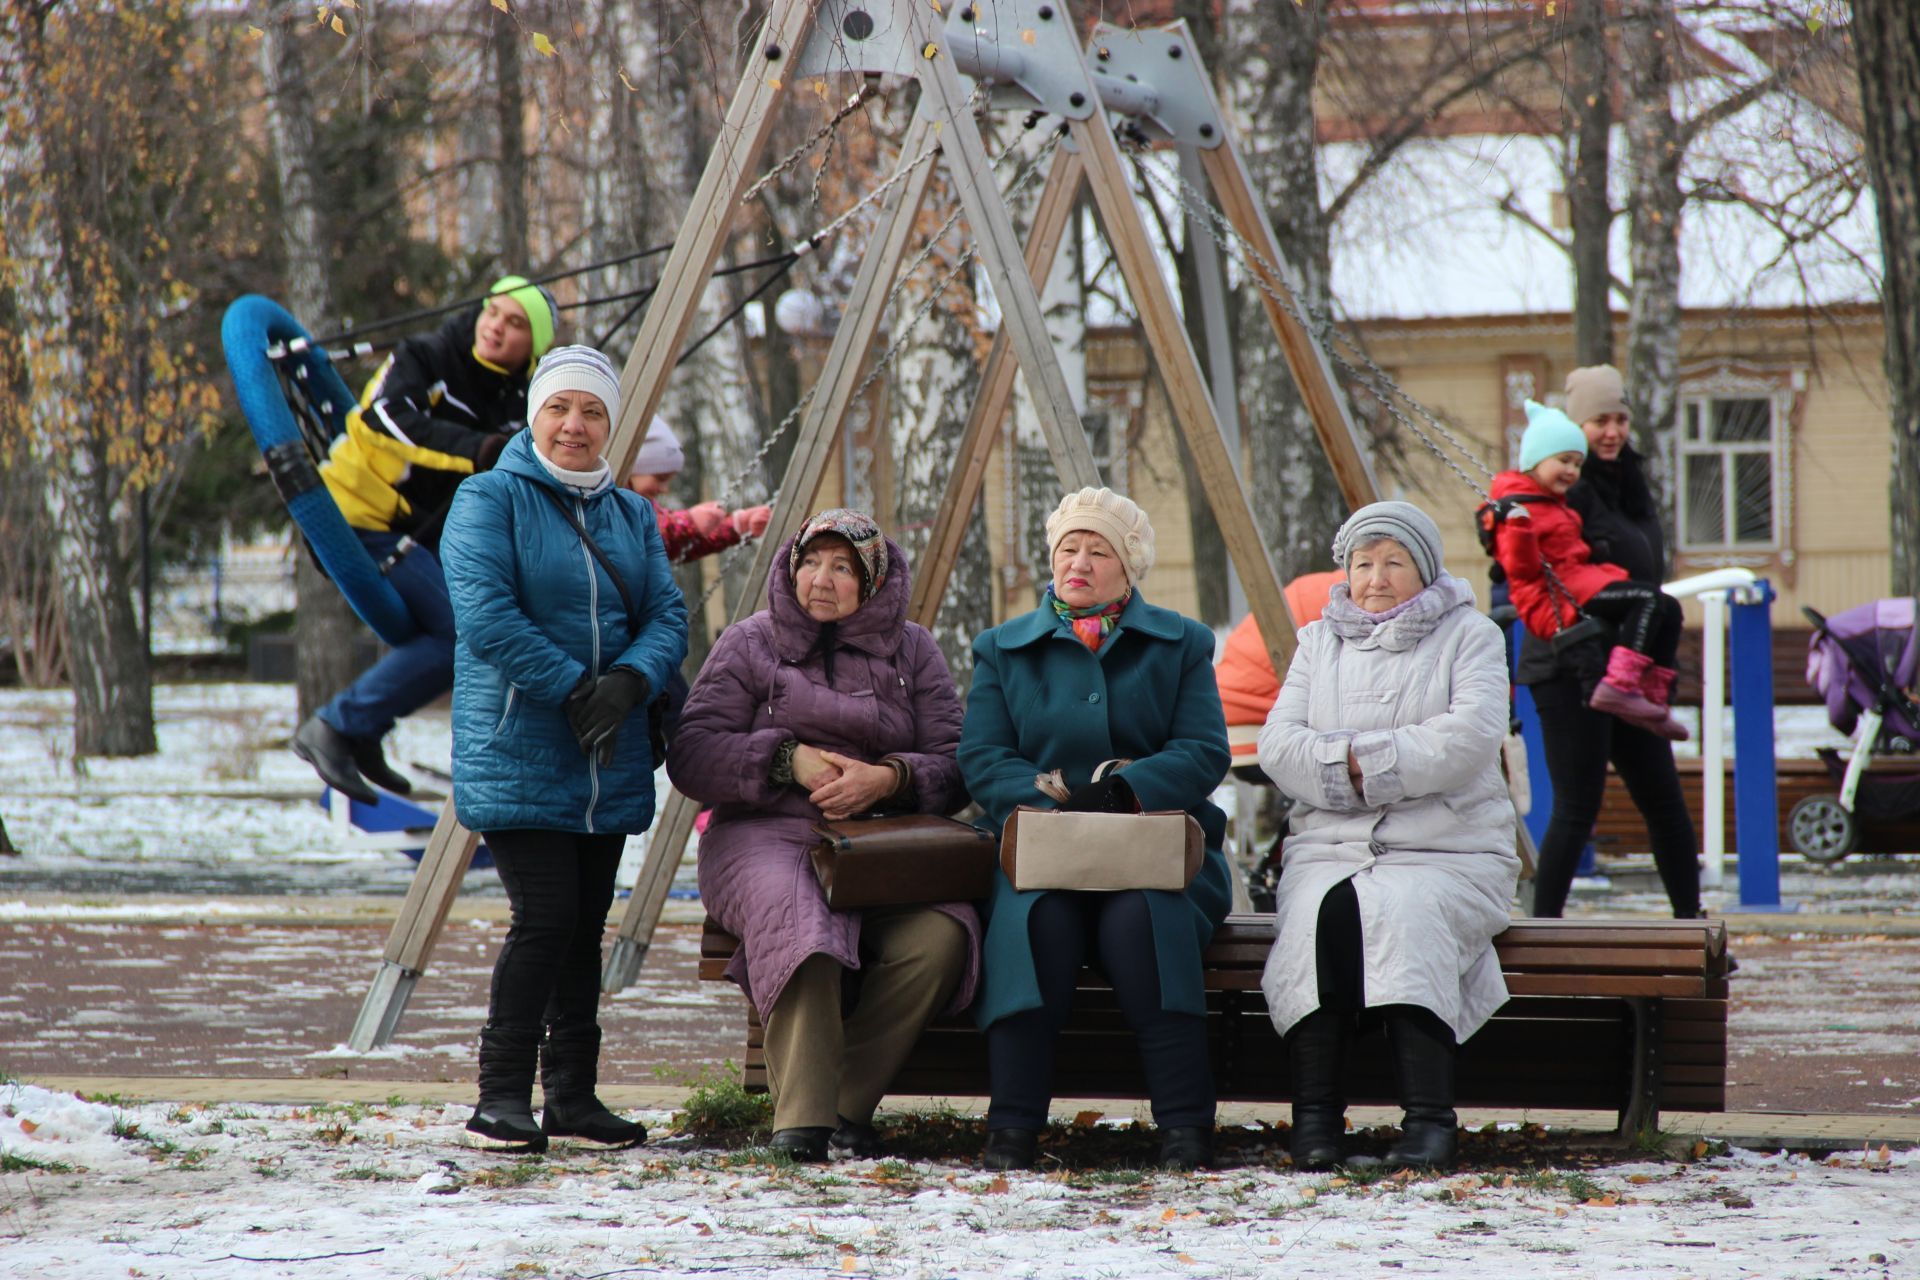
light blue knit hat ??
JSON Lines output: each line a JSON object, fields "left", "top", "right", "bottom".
{"left": 1518, "top": 399, "right": 1589, "bottom": 472}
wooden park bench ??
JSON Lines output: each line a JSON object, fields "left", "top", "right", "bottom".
{"left": 699, "top": 914, "right": 1731, "bottom": 1139}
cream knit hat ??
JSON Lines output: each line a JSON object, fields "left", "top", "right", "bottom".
{"left": 1564, "top": 364, "right": 1629, "bottom": 427}
{"left": 1045, "top": 487, "right": 1156, "bottom": 585}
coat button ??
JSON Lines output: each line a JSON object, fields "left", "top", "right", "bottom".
{"left": 1089, "top": 692, "right": 1102, "bottom": 703}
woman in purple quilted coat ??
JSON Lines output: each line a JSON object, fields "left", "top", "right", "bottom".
{"left": 668, "top": 509, "right": 979, "bottom": 1163}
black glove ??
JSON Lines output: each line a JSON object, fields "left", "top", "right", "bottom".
{"left": 565, "top": 668, "right": 649, "bottom": 756}
{"left": 647, "top": 694, "right": 671, "bottom": 762}
{"left": 474, "top": 431, "right": 512, "bottom": 472}
{"left": 1061, "top": 774, "right": 1138, "bottom": 814}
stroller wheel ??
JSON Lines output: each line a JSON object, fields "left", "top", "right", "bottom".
{"left": 1788, "top": 796, "right": 1856, "bottom": 865}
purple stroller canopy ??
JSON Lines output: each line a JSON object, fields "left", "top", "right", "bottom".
{"left": 1806, "top": 598, "right": 1920, "bottom": 738}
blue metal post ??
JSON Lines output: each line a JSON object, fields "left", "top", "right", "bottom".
{"left": 1510, "top": 622, "right": 1553, "bottom": 846}
{"left": 1729, "top": 579, "right": 1792, "bottom": 910}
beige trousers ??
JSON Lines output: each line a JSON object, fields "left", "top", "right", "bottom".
{"left": 762, "top": 906, "right": 968, "bottom": 1131}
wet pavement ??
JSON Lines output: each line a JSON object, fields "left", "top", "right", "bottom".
{"left": 2, "top": 912, "right": 1917, "bottom": 1117}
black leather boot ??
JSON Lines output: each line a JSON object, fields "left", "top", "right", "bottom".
{"left": 830, "top": 1116, "right": 884, "bottom": 1158}
{"left": 1157, "top": 1126, "right": 1214, "bottom": 1172}
{"left": 1286, "top": 1009, "right": 1349, "bottom": 1172}
{"left": 769, "top": 1127, "right": 833, "bottom": 1162}
{"left": 292, "top": 715, "right": 377, "bottom": 805}
{"left": 982, "top": 1127, "right": 1039, "bottom": 1171}
{"left": 1384, "top": 1007, "right": 1458, "bottom": 1171}
{"left": 467, "top": 1023, "right": 548, "bottom": 1152}
{"left": 347, "top": 734, "right": 413, "bottom": 796}
{"left": 540, "top": 1023, "right": 646, "bottom": 1147}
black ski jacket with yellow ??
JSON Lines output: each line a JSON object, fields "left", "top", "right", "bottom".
{"left": 320, "top": 307, "right": 530, "bottom": 545}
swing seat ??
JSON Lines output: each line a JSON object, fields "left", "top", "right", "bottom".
{"left": 220, "top": 295, "right": 418, "bottom": 648}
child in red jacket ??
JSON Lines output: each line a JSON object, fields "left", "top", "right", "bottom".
{"left": 1489, "top": 400, "right": 1688, "bottom": 741}
{"left": 625, "top": 416, "right": 772, "bottom": 562}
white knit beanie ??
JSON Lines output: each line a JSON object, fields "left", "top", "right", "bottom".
{"left": 526, "top": 345, "right": 620, "bottom": 427}
{"left": 1045, "top": 487, "right": 1156, "bottom": 584}
{"left": 632, "top": 415, "right": 685, "bottom": 476}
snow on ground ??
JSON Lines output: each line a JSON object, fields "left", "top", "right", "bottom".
{"left": 0, "top": 1081, "right": 1912, "bottom": 1280}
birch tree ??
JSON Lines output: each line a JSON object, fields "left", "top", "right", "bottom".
{"left": 1853, "top": 0, "right": 1920, "bottom": 595}
{"left": 0, "top": 0, "right": 229, "bottom": 756}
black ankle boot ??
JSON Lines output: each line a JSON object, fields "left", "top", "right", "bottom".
{"left": 540, "top": 1023, "right": 646, "bottom": 1148}
{"left": 1286, "top": 1010, "right": 1350, "bottom": 1172}
{"left": 1158, "top": 1126, "right": 1214, "bottom": 1172}
{"left": 292, "top": 715, "right": 377, "bottom": 805}
{"left": 769, "top": 1127, "right": 832, "bottom": 1162}
{"left": 467, "top": 1023, "right": 548, "bottom": 1152}
{"left": 1384, "top": 1007, "right": 1458, "bottom": 1171}
{"left": 347, "top": 734, "right": 413, "bottom": 796}
{"left": 830, "top": 1116, "right": 884, "bottom": 1158}
{"left": 982, "top": 1127, "right": 1038, "bottom": 1171}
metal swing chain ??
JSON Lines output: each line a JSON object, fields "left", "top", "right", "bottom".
{"left": 690, "top": 119, "right": 1064, "bottom": 606}
{"left": 1128, "top": 152, "right": 1497, "bottom": 501}
{"left": 741, "top": 83, "right": 882, "bottom": 209}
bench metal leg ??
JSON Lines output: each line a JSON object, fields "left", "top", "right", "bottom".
{"left": 1618, "top": 996, "right": 1663, "bottom": 1141}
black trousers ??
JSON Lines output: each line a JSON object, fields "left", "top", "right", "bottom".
{"left": 483, "top": 829, "right": 626, "bottom": 1029}
{"left": 986, "top": 890, "right": 1215, "bottom": 1131}
{"left": 1528, "top": 674, "right": 1701, "bottom": 919}
{"left": 1582, "top": 580, "right": 1683, "bottom": 666}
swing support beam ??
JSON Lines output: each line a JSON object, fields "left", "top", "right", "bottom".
{"left": 348, "top": 1, "right": 1377, "bottom": 1050}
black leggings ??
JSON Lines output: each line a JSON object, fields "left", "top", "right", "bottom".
{"left": 986, "top": 890, "right": 1214, "bottom": 1131}
{"left": 1528, "top": 674, "right": 1701, "bottom": 918}
{"left": 1582, "top": 580, "right": 1682, "bottom": 666}
{"left": 483, "top": 829, "right": 626, "bottom": 1030}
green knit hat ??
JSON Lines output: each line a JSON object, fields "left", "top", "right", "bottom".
{"left": 487, "top": 275, "right": 558, "bottom": 360}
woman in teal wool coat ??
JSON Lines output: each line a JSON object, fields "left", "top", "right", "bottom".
{"left": 960, "top": 487, "right": 1232, "bottom": 1173}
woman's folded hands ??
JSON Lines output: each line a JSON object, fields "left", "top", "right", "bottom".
{"left": 796, "top": 745, "right": 902, "bottom": 820}
{"left": 565, "top": 668, "right": 650, "bottom": 765}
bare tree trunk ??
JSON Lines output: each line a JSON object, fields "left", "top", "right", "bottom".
{"left": 1224, "top": 0, "right": 1351, "bottom": 581}
{"left": 889, "top": 244, "right": 992, "bottom": 686}
{"left": 1621, "top": 0, "right": 1684, "bottom": 539}
{"left": 259, "top": 0, "right": 362, "bottom": 722}
{"left": 1569, "top": 0, "right": 1615, "bottom": 367}
{"left": 1, "top": 6, "right": 154, "bottom": 757}
{"left": 492, "top": 1, "right": 530, "bottom": 267}
{"left": 1855, "top": 0, "right": 1920, "bottom": 596}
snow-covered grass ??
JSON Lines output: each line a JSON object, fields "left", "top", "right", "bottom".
{"left": 0, "top": 1080, "right": 1912, "bottom": 1280}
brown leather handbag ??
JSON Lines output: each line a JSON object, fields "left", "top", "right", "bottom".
{"left": 1000, "top": 807, "right": 1205, "bottom": 892}
{"left": 809, "top": 814, "right": 999, "bottom": 910}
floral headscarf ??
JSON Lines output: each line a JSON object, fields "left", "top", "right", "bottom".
{"left": 789, "top": 508, "right": 889, "bottom": 601}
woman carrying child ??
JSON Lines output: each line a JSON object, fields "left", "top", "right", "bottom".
{"left": 1496, "top": 365, "right": 1702, "bottom": 921}
{"left": 1489, "top": 399, "right": 1687, "bottom": 742}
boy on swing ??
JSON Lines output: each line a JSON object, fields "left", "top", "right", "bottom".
{"left": 1487, "top": 400, "right": 1688, "bottom": 741}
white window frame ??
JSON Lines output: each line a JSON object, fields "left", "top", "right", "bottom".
{"left": 1674, "top": 374, "right": 1794, "bottom": 557}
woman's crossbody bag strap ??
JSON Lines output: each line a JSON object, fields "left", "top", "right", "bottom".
{"left": 536, "top": 486, "right": 640, "bottom": 633}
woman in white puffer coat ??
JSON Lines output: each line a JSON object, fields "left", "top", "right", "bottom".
{"left": 1258, "top": 501, "right": 1520, "bottom": 1173}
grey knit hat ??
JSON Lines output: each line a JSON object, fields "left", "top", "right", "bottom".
{"left": 1332, "top": 500, "right": 1445, "bottom": 586}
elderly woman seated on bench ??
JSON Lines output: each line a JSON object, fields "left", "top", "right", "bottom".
{"left": 667, "top": 510, "right": 979, "bottom": 1165}
{"left": 1258, "top": 501, "right": 1521, "bottom": 1172}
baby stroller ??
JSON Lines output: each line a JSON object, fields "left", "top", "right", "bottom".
{"left": 1790, "top": 599, "right": 1920, "bottom": 863}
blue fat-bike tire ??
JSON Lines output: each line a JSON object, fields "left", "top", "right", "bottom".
{"left": 220, "top": 295, "right": 418, "bottom": 647}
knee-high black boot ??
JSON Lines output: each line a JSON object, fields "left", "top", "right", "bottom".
{"left": 1286, "top": 1009, "right": 1350, "bottom": 1171}
{"left": 1384, "top": 1008, "right": 1457, "bottom": 1170}
{"left": 540, "top": 1023, "right": 647, "bottom": 1147}
{"left": 467, "top": 1024, "right": 548, "bottom": 1152}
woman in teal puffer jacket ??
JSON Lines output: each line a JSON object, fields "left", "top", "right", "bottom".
{"left": 441, "top": 346, "right": 688, "bottom": 1153}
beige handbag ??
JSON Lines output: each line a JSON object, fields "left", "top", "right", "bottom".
{"left": 1000, "top": 806, "right": 1205, "bottom": 892}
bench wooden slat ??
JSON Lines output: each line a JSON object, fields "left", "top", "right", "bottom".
{"left": 698, "top": 910, "right": 1729, "bottom": 1132}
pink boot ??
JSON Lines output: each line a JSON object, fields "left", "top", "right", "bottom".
{"left": 1587, "top": 647, "right": 1676, "bottom": 736}
{"left": 1638, "top": 663, "right": 1692, "bottom": 742}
